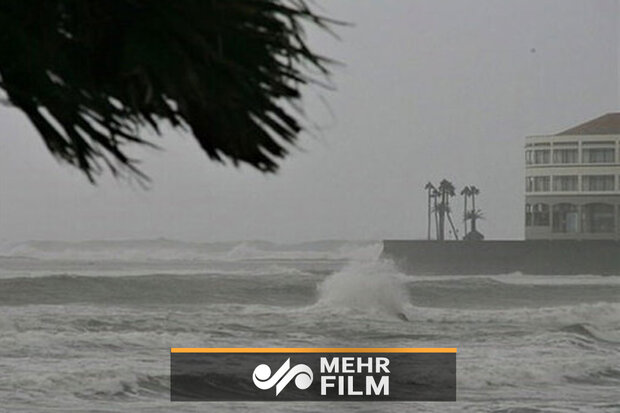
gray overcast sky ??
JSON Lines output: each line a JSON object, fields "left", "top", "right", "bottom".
{"left": 0, "top": 0, "right": 618, "bottom": 243}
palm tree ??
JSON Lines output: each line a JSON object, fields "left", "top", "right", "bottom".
{"left": 432, "top": 189, "right": 440, "bottom": 240}
{"left": 465, "top": 209, "right": 484, "bottom": 225}
{"left": 470, "top": 186, "right": 480, "bottom": 214}
{"left": 433, "top": 200, "right": 459, "bottom": 240}
{"left": 433, "top": 202, "right": 446, "bottom": 241}
{"left": 464, "top": 209, "right": 485, "bottom": 240}
{"left": 437, "top": 179, "right": 456, "bottom": 241}
{"left": 445, "top": 206, "right": 459, "bottom": 240}
{"left": 424, "top": 182, "right": 435, "bottom": 240}
{"left": 460, "top": 186, "right": 472, "bottom": 235}
{"left": 0, "top": 1, "right": 336, "bottom": 182}
{"left": 468, "top": 186, "right": 480, "bottom": 235}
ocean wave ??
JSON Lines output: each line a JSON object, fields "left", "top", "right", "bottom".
{"left": 557, "top": 323, "right": 620, "bottom": 345}
{"left": 406, "top": 301, "right": 620, "bottom": 327}
{"left": 0, "top": 263, "right": 327, "bottom": 280}
{"left": 0, "top": 272, "right": 320, "bottom": 307}
{"left": 315, "top": 259, "right": 408, "bottom": 319}
{"left": 74, "top": 373, "right": 170, "bottom": 401}
{"left": 0, "top": 239, "right": 382, "bottom": 262}
{"left": 3, "top": 366, "right": 169, "bottom": 402}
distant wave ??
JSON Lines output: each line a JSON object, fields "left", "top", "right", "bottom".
{"left": 0, "top": 264, "right": 329, "bottom": 280}
{"left": 0, "top": 239, "right": 382, "bottom": 262}
{"left": 0, "top": 272, "right": 320, "bottom": 307}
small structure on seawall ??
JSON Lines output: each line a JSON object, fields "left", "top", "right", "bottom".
{"left": 462, "top": 229, "right": 484, "bottom": 241}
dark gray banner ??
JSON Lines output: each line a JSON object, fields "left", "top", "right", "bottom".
{"left": 171, "top": 351, "right": 456, "bottom": 401}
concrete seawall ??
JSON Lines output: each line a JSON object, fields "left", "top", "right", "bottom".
{"left": 381, "top": 240, "right": 620, "bottom": 275}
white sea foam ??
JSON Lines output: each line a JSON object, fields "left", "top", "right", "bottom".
{"left": 316, "top": 259, "right": 408, "bottom": 318}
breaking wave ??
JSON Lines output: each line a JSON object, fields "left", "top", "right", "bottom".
{"left": 316, "top": 259, "right": 409, "bottom": 318}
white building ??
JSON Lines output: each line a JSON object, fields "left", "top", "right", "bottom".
{"left": 525, "top": 113, "right": 620, "bottom": 240}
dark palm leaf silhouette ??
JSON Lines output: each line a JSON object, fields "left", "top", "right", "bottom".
{"left": 438, "top": 179, "right": 455, "bottom": 197}
{"left": 432, "top": 202, "right": 451, "bottom": 215}
{"left": 0, "top": 0, "right": 335, "bottom": 181}
{"left": 465, "top": 209, "right": 484, "bottom": 221}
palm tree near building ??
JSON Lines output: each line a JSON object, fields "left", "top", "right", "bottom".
{"left": 433, "top": 198, "right": 459, "bottom": 241}
{"left": 433, "top": 202, "right": 446, "bottom": 240}
{"left": 469, "top": 185, "right": 481, "bottom": 235}
{"left": 460, "top": 185, "right": 484, "bottom": 241}
{"left": 464, "top": 209, "right": 485, "bottom": 241}
{"left": 436, "top": 179, "right": 458, "bottom": 240}
{"left": 424, "top": 182, "right": 436, "bottom": 240}
{"left": 470, "top": 186, "right": 480, "bottom": 214}
{"left": 432, "top": 188, "right": 440, "bottom": 240}
{"left": 445, "top": 205, "right": 460, "bottom": 240}
{"left": 460, "top": 186, "right": 472, "bottom": 235}
{"left": 465, "top": 209, "right": 484, "bottom": 229}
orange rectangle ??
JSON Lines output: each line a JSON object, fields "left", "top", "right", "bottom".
{"left": 170, "top": 347, "right": 457, "bottom": 353}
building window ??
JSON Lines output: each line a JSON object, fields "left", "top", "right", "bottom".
{"left": 533, "top": 149, "right": 550, "bottom": 164}
{"left": 552, "top": 148, "right": 578, "bottom": 164}
{"left": 582, "top": 175, "right": 615, "bottom": 191}
{"left": 526, "top": 176, "right": 550, "bottom": 192}
{"left": 527, "top": 176, "right": 552, "bottom": 192}
{"left": 582, "top": 203, "right": 615, "bottom": 233}
{"left": 552, "top": 175, "right": 578, "bottom": 192}
{"left": 584, "top": 140, "right": 615, "bottom": 145}
{"left": 525, "top": 150, "right": 533, "bottom": 165}
{"left": 536, "top": 176, "right": 550, "bottom": 192}
{"left": 525, "top": 204, "right": 532, "bottom": 226}
{"left": 532, "top": 203, "right": 549, "bottom": 226}
{"left": 552, "top": 203, "right": 579, "bottom": 233}
{"left": 582, "top": 148, "right": 615, "bottom": 163}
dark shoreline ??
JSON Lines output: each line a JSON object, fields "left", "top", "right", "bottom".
{"left": 382, "top": 240, "right": 620, "bottom": 275}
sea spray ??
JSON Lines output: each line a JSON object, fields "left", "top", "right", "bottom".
{"left": 317, "top": 260, "right": 409, "bottom": 318}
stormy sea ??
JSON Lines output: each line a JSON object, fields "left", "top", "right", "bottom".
{"left": 1, "top": 239, "right": 619, "bottom": 412}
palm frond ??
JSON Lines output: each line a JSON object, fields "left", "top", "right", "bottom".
{"left": 465, "top": 209, "right": 484, "bottom": 220}
{"left": 438, "top": 179, "right": 456, "bottom": 196}
{"left": 433, "top": 202, "right": 451, "bottom": 214}
{"left": 0, "top": 0, "right": 336, "bottom": 182}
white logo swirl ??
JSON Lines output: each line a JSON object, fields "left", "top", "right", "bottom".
{"left": 252, "top": 358, "right": 313, "bottom": 396}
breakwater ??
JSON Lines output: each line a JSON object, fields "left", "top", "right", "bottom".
{"left": 381, "top": 240, "right": 620, "bottom": 275}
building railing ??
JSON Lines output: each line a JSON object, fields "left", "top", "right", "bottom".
{"left": 525, "top": 175, "right": 620, "bottom": 194}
